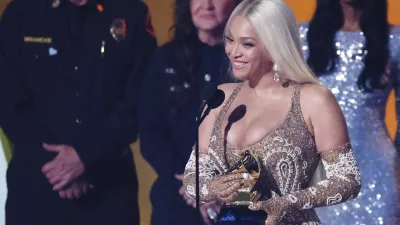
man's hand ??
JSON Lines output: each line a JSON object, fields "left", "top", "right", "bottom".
{"left": 41, "top": 143, "right": 85, "bottom": 191}
{"left": 176, "top": 174, "right": 196, "bottom": 207}
{"left": 59, "top": 179, "right": 94, "bottom": 200}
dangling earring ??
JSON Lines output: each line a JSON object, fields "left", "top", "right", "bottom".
{"left": 273, "top": 63, "right": 280, "bottom": 82}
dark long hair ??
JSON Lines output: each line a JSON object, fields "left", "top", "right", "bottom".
{"left": 165, "top": 0, "right": 239, "bottom": 112}
{"left": 163, "top": 0, "right": 206, "bottom": 113}
{"left": 307, "top": 0, "right": 389, "bottom": 91}
{"left": 167, "top": 0, "right": 201, "bottom": 84}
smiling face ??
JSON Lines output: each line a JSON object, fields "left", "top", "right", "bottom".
{"left": 224, "top": 15, "right": 272, "bottom": 81}
{"left": 190, "top": 0, "right": 237, "bottom": 33}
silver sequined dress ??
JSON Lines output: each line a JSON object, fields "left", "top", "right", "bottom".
{"left": 299, "top": 23, "right": 400, "bottom": 225}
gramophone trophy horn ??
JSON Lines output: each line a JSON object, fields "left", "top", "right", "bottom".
{"left": 224, "top": 150, "right": 263, "bottom": 205}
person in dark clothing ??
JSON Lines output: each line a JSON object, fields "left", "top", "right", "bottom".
{"left": 0, "top": 0, "right": 156, "bottom": 224}
{"left": 138, "top": 0, "right": 239, "bottom": 224}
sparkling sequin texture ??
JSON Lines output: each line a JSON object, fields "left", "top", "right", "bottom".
{"left": 184, "top": 84, "right": 361, "bottom": 224}
{"left": 299, "top": 23, "right": 400, "bottom": 225}
{"left": 249, "top": 143, "right": 360, "bottom": 224}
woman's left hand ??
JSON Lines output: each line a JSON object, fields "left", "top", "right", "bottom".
{"left": 248, "top": 196, "right": 293, "bottom": 225}
{"left": 176, "top": 174, "right": 196, "bottom": 207}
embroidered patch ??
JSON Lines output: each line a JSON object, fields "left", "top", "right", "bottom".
{"left": 24, "top": 36, "right": 52, "bottom": 44}
{"left": 110, "top": 19, "right": 127, "bottom": 42}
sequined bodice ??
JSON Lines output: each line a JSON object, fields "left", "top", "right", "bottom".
{"left": 184, "top": 85, "right": 362, "bottom": 225}
{"left": 208, "top": 84, "right": 321, "bottom": 195}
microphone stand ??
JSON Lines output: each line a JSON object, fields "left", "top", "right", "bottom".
{"left": 194, "top": 87, "right": 223, "bottom": 225}
{"left": 195, "top": 100, "right": 207, "bottom": 224}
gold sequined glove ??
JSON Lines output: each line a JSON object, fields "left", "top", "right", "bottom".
{"left": 208, "top": 173, "right": 243, "bottom": 202}
{"left": 249, "top": 196, "right": 294, "bottom": 225}
{"left": 249, "top": 143, "right": 361, "bottom": 224}
{"left": 183, "top": 147, "right": 243, "bottom": 203}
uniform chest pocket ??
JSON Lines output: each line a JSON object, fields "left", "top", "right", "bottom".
{"left": 21, "top": 44, "right": 64, "bottom": 90}
{"left": 22, "top": 44, "right": 61, "bottom": 71}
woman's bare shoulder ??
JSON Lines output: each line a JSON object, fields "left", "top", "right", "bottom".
{"left": 300, "top": 83, "right": 336, "bottom": 107}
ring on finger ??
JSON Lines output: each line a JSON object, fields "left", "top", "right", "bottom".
{"left": 207, "top": 208, "right": 218, "bottom": 220}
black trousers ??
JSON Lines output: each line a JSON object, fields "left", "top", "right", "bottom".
{"left": 5, "top": 151, "right": 139, "bottom": 225}
{"left": 150, "top": 178, "right": 203, "bottom": 225}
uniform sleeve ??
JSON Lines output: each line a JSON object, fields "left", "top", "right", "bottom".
{"left": 138, "top": 49, "right": 176, "bottom": 176}
{"left": 0, "top": 1, "right": 51, "bottom": 156}
{"left": 73, "top": 2, "right": 157, "bottom": 167}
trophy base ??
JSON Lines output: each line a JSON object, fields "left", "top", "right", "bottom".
{"left": 225, "top": 190, "right": 252, "bottom": 206}
{"left": 225, "top": 188, "right": 261, "bottom": 206}
{"left": 215, "top": 205, "right": 268, "bottom": 225}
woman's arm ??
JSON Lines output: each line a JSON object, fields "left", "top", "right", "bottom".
{"left": 183, "top": 83, "right": 243, "bottom": 203}
{"left": 250, "top": 85, "right": 361, "bottom": 224}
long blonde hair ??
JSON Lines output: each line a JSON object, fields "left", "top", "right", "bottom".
{"left": 225, "top": 0, "right": 319, "bottom": 84}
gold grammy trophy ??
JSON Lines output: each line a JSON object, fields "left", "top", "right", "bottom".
{"left": 224, "top": 150, "right": 263, "bottom": 205}
{"left": 214, "top": 150, "right": 268, "bottom": 225}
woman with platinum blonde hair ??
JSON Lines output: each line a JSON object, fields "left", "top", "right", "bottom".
{"left": 183, "top": 0, "right": 361, "bottom": 224}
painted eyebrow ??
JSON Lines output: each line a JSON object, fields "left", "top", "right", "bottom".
{"left": 226, "top": 30, "right": 255, "bottom": 41}
{"left": 239, "top": 37, "right": 256, "bottom": 41}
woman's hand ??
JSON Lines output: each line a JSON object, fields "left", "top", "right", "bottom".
{"left": 249, "top": 196, "right": 293, "bottom": 225}
{"left": 178, "top": 172, "right": 242, "bottom": 205}
{"left": 176, "top": 174, "right": 196, "bottom": 207}
{"left": 209, "top": 173, "right": 242, "bottom": 202}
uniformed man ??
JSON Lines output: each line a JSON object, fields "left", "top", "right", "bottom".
{"left": 0, "top": 0, "right": 157, "bottom": 224}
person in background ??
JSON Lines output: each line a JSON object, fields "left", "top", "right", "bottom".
{"left": 299, "top": 0, "right": 400, "bottom": 224}
{"left": 0, "top": 0, "right": 156, "bottom": 224}
{"left": 139, "top": 0, "right": 240, "bottom": 224}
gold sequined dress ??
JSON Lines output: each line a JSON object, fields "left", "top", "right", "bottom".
{"left": 183, "top": 83, "right": 361, "bottom": 225}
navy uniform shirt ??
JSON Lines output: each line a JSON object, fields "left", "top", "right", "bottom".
{"left": 139, "top": 41, "right": 231, "bottom": 225}
{"left": 0, "top": 0, "right": 156, "bottom": 181}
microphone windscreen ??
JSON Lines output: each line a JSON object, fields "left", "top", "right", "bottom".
{"left": 199, "top": 82, "right": 217, "bottom": 102}
{"left": 207, "top": 89, "right": 225, "bottom": 109}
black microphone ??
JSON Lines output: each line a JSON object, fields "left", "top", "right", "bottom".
{"left": 198, "top": 82, "right": 218, "bottom": 117}
{"left": 195, "top": 83, "right": 225, "bottom": 224}
{"left": 198, "top": 89, "right": 225, "bottom": 124}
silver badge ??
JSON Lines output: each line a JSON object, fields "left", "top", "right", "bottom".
{"left": 110, "top": 19, "right": 127, "bottom": 42}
